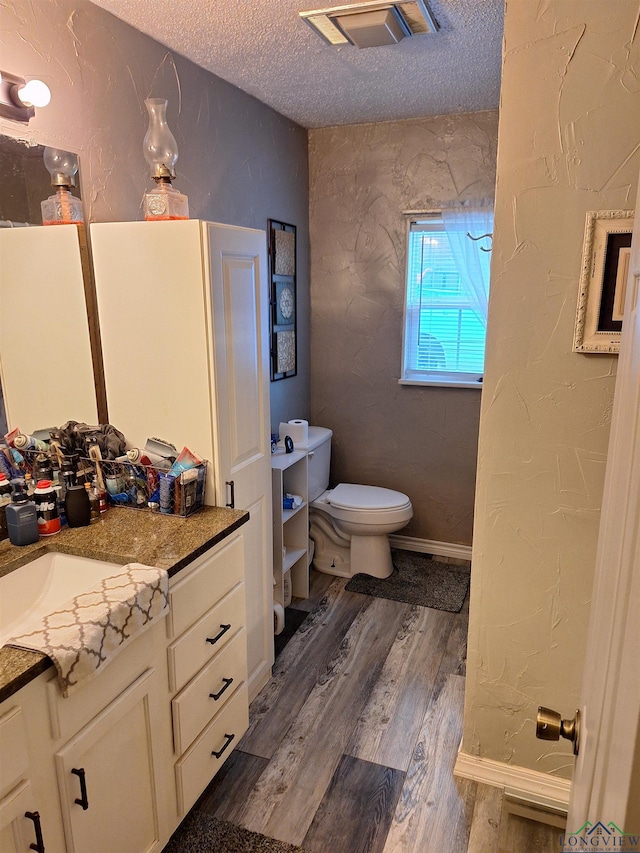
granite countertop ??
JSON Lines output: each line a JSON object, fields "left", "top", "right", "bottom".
{"left": 0, "top": 505, "right": 249, "bottom": 702}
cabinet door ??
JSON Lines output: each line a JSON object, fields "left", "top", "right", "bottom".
{"left": 0, "top": 781, "right": 38, "bottom": 853}
{"left": 204, "top": 222, "right": 274, "bottom": 700}
{"left": 55, "top": 669, "right": 161, "bottom": 853}
{"left": 91, "top": 219, "right": 273, "bottom": 701}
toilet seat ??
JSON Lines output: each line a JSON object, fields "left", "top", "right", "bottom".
{"left": 326, "top": 483, "right": 411, "bottom": 513}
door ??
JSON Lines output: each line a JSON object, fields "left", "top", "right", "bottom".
{"left": 564, "top": 184, "right": 640, "bottom": 838}
{"left": 204, "top": 222, "right": 274, "bottom": 700}
{"left": 91, "top": 219, "right": 274, "bottom": 701}
{"left": 0, "top": 781, "right": 38, "bottom": 853}
{"left": 55, "top": 670, "right": 161, "bottom": 853}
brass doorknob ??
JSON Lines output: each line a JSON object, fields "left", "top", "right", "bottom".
{"left": 536, "top": 706, "right": 580, "bottom": 755}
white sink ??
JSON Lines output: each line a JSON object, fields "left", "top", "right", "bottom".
{"left": 0, "top": 552, "right": 122, "bottom": 647}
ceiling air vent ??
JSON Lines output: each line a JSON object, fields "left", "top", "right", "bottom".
{"left": 300, "top": 0, "right": 439, "bottom": 48}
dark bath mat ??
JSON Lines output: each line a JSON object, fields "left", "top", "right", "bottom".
{"left": 163, "top": 811, "right": 309, "bottom": 853}
{"left": 344, "top": 550, "right": 470, "bottom": 613}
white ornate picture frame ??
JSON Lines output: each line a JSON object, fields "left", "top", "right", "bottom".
{"left": 573, "top": 209, "right": 634, "bottom": 353}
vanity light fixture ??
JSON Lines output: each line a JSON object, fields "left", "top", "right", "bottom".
{"left": 0, "top": 70, "right": 51, "bottom": 123}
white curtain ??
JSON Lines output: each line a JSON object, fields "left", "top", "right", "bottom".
{"left": 442, "top": 204, "right": 493, "bottom": 327}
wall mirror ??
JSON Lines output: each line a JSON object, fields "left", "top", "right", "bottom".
{"left": 0, "top": 135, "right": 102, "bottom": 438}
{"left": 0, "top": 134, "right": 82, "bottom": 226}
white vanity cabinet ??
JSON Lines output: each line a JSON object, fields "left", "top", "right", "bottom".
{"left": 0, "top": 528, "right": 250, "bottom": 852}
{"left": 0, "top": 615, "right": 172, "bottom": 853}
{"left": 91, "top": 220, "right": 273, "bottom": 701}
{"left": 271, "top": 449, "right": 310, "bottom": 616}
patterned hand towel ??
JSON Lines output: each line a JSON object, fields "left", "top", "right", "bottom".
{"left": 8, "top": 564, "right": 169, "bottom": 696}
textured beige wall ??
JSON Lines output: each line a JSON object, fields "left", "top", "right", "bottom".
{"left": 1, "top": 0, "right": 310, "bottom": 430}
{"left": 308, "top": 112, "right": 498, "bottom": 545}
{"left": 463, "top": 0, "right": 640, "bottom": 777}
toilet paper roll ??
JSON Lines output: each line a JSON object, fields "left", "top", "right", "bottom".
{"left": 274, "top": 603, "right": 285, "bottom": 635}
{"left": 279, "top": 419, "right": 308, "bottom": 445}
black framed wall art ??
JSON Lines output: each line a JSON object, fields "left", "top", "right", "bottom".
{"left": 268, "top": 220, "right": 297, "bottom": 380}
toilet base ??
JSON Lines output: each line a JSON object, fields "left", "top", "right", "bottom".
{"left": 310, "top": 509, "right": 394, "bottom": 580}
{"left": 350, "top": 533, "right": 394, "bottom": 579}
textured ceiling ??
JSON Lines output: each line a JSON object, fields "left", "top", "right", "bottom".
{"left": 89, "top": 0, "right": 504, "bottom": 128}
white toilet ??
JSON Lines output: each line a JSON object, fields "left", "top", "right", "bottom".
{"left": 299, "top": 427, "right": 413, "bottom": 580}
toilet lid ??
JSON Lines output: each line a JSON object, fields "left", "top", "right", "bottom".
{"left": 327, "top": 483, "right": 410, "bottom": 511}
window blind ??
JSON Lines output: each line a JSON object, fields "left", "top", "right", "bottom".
{"left": 402, "top": 216, "right": 487, "bottom": 384}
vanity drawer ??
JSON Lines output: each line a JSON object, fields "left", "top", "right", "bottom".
{"left": 168, "top": 533, "right": 244, "bottom": 640}
{"left": 168, "top": 583, "right": 246, "bottom": 693}
{"left": 0, "top": 706, "right": 28, "bottom": 797}
{"left": 172, "top": 628, "right": 247, "bottom": 755}
{"left": 175, "top": 681, "right": 249, "bottom": 817}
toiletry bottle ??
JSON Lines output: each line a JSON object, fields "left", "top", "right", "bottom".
{"left": 0, "top": 473, "right": 11, "bottom": 540}
{"left": 6, "top": 480, "right": 39, "bottom": 546}
{"left": 159, "top": 471, "right": 175, "bottom": 514}
{"left": 12, "top": 433, "right": 49, "bottom": 452}
{"left": 33, "top": 454, "right": 53, "bottom": 484}
{"left": 0, "top": 447, "right": 13, "bottom": 480}
{"left": 87, "top": 478, "right": 100, "bottom": 522}
{"left": 65, "top": 483, "right": 91, "bottom": 528}
{"left": 96, "top": 478, "right": 108, "bottom": 513}
{"left": 53, "top": 482, "right": 66, "bottom": 527}
{"left": 34, "top": 479, "right": 61, "bottom": 536}
{"left": 24, "top": 472, "right": 35, "bottom": 496}
{"left": 59, "top": 458, "right": 76, "bottom": 498}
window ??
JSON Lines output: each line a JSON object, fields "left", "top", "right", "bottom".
{"left": 401, "top": 209, "right": 493, "bottom": 387}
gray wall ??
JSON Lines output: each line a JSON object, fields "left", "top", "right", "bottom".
{"left": 1, "top": 0, "right": 310, "bottom": 432}
{"left": 308, "top": 112, "right": 498, "bottom": 545}
{"left": 463, "top": 0, "right": 640, "bottom": 776}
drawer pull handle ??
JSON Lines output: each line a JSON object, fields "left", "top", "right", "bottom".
{"left": 225, "top": 480, "right": 235, "bottom": 508}
{"left": 71, "top": 767, "right": 89, "bottom": 810}
{"left": 212, "top": 732, "right": 235, "bottom": 759}
{"left": 207, "top": 624, "right": 231, "bottom": 645}
{"left": 210, "top": 677, "right": 234, "bottom": 701}
{"left": 25, "top": 811, "right": 45, "bottom": 853}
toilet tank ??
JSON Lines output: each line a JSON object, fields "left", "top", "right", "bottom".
{"left": 298, "top": 426, "right": 332, "bottom": 502}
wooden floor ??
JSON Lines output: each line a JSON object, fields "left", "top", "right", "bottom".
{"left": 194, "top": 569, "right": 564, "bottom": 853}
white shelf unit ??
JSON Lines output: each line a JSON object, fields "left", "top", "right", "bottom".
{"left": 271, "top": 449, "right": 309, "bottom": 615}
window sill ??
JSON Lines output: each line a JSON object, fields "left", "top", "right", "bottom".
{"left": 398, "top": 378, "right": 483, "bottom": 389}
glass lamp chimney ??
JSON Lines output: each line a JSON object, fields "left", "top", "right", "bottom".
{"left": 142, "top": 98, "right": 189, "bottom": 220}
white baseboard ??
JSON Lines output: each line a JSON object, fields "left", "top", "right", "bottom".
{"left": 454, "top": 748, "right": 571, "bottom": 811}
{"left": 389, "top": 534, "right": 472, "bottom": 562}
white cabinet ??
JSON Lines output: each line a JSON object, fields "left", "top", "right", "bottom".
{"left": 271, "top": 449, "right": 310, "bottom": 619}
{"left": 0, "top": 781, "right": 39, "bottom": 853}
{"left": 55, "top": 669, "right": 161, "bottom": 853}
{"left": 0, "top": 530, "right": 250, "bottom": 851}
{"left": 0, "top": 225, "right": 99, "bottom": 431}
{"left": 91, "top": 220, "right": 273, "bottom": 700}
{"left": 0, "top": 702, "right": 55, "bottom": 853}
